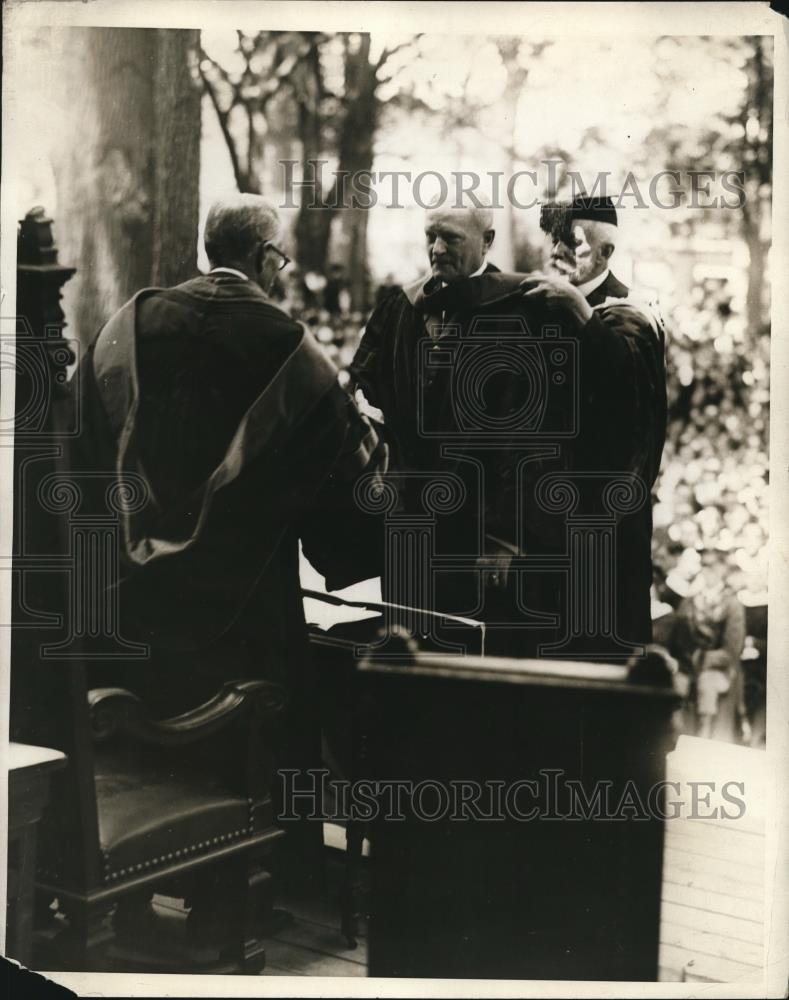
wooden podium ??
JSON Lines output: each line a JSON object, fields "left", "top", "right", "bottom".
{"left": 359, "top": 654, "right": 679, "bottom": 981}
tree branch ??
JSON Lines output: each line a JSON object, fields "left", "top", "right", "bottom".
{"left": 196, "top": 51, "right": 249, "bottom": 192}
{"left": 375, "top": 34, "right": 423, "bottom": 75}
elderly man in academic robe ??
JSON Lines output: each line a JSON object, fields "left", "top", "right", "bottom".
{"left": 532, "top": 194, "right": 668, "bottom": 653}
{"left": 71, "top": 193, "right": 386, "bottom": 889}
{"left": 350, "top": 194, "right": 666, "bottom": 659}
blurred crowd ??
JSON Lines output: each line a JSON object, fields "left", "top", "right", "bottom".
{"left": 655, "top": 277, "right": 769, "bottom": 605}
{"left": 273, "top": 264, "right": 402, "bottom": 379}
{"left": 276, "top": 267, "right": 769, "bottom": 747}
{"left": 652, "top": 277, "right": 769, "bottom": 746}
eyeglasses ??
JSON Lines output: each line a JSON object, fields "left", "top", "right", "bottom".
{"left": 264, "top": 241, "right": 291, "bottom": 271}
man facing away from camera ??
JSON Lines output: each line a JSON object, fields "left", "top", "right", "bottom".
{"left": 72, "top": 193, "right": 386, "bottom": 889}
{"left": 350, "top": 193, "right": 666, "bottom": 659}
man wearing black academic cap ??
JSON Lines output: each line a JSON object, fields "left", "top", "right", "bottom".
{"left": 522, "top": 194, "right": 668, "bottom": 652}
{"left": 540, "top": 193, "right": 629, "bottom": 305}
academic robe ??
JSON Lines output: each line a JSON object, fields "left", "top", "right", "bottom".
{"left": 64, "top": 272, "right": 388, "bottom": 890}
{"left": 579, "top": 271, "right": 668, "bottom": 650}
{"left": 68, "top": 274, "right": 384, "bottom": 832}
{"left": 585, "top": 269, "right": 630, "bottom": 308}
{"left": 350, "top": 264, "right": 666, "bottom": 659}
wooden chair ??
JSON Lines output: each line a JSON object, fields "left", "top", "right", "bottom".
{"left": 26, "top": 668, "right": 287, "bottom": 973}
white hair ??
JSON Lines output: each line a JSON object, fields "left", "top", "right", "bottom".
{"left": 573, "top": 218, "right": 618, "bottom": 251}
{"left": 203, "top": 193, "right": 281, "bottom": 267}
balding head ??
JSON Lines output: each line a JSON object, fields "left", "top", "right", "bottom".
{"left": 424, "top": 195, "right": 495, "bottom": 283}
{"left": 204, "top": 194, "right": 283, "bottom": 284}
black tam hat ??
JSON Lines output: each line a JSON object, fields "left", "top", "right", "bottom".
{"left": 540, "top": 195, "right": 618, "bottom": 244}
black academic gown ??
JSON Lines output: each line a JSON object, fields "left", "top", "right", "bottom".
{"left": 351, "top": 266, "right": 575, "bottom": 655}
{"left": 68, "top": 273, "right": 384, "bottom": 885}
{"left": 350, "top": 265, "right": 666, "bottom": 659}
{"left": 74, "top": 272, "right": 381, "bottom": 670}
{"left": 578, "top": 271, "right": 668, "bottom": 650}
{"left": 585, "top": 269, "right": 630, "bottom": 308}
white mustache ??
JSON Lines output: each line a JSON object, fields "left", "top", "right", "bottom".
{"left": 550, "top": 257, "right": 575, "bottom": 275}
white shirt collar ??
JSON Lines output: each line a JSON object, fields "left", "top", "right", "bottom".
{"left": 576, "top": 268, "right": 609, "bottom": 299}
{"left": 209, "top": 266, "right": 249, "bottom": 281}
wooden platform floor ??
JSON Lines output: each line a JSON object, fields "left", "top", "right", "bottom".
{"left": 30, "top": 746, "right": 768, "bottom": 983}
{"left": 656, "top": 738, "right": 766, "bottom": 985}
{"left": 263, "top": 878, "right": 367, "bottom": 977}
{"left": 273, "top": 784, "right": 768, "bottom": 985}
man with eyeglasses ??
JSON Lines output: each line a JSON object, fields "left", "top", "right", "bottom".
{"left": 71, "top": 193, "right": 386, "bottom": 893}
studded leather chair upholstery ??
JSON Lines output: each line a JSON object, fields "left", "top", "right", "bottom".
{"left": 31, "top": 674, "right": 286, "bottom": 973}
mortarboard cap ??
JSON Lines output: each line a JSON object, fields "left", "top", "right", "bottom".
{"left": 539, "top": 194, "right": 618, "bottom": 244}
{"left": 569, "top": 194, "right": 618, "bottom": 226}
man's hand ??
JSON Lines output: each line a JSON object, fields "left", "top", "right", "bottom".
{"left": 477, "top": 536, "right": 517, "bottom": 590}
{"left": 355, "top": 387, "right": 384, "bottom": 424}
{"left": 520, "top": 272, "right": 594, "bottom": 325}
{"left": 477, "top": 552, "right": 514, "bottom": 590}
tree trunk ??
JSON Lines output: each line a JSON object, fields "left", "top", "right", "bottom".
{"left": 494, "top": 43, "right": 522, "bottom": 273}
{"left": 46, "top": 27, "right": 200, "bottom": 346}
{"left": 337, "top": 91, "right": 377, "bottom": 311}
{"left": 152, "top": 30, "right": 202, "bottom": 288}
{"left": 336, "top": 38, "right": 378, "bottom": 311}
{"left": 741, "top": 36, "right": 771, "bottom": 336}
{"left": 293, "top": 40, "right": 335, "bottom": 275}
{"left": 293, "top": 99, "right": 335, "bottom": 273}
{"left": 743, "top": 204, "right": 767, "bottom": 336}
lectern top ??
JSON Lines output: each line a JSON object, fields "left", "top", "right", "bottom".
{"left": 358, "top": 652, "right": 680, "bottom": 700}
